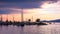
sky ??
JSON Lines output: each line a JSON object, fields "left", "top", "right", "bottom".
{"left": 0, "top": 0, "right": 60, "bottom": 21}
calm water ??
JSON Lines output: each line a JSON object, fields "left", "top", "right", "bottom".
{"left": 0, "top": 23, "right": 60, "bottom": 34}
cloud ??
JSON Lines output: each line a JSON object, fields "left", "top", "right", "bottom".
{"left": 0, "top": 0, "right": 57, "bottom": 2}
{"left": 0, "top": 2, "right": 42, "bottom": 9}
{"left": 40, "top": 1, "right": 60, "bottom": 14}
{"left": 0, "top": 8, "right": 30, "bottom": 14}
{"left": 0, "top": 0, "right": 59, "bottom": 14}
{"left": 0, "top": 0, "right": 58, "bottom": 8}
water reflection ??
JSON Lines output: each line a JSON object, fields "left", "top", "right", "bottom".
{"left": 0, "top": 24, "right": 60, "bottom": 34}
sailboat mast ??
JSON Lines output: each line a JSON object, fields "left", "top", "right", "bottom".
{"left": 13, "top": 16, "right": 14, "bottom": 22}
{"left": 6, "top": 14, "right": 8, "bottom": 21}
{"left": 21, "top": 8, "right": 23, "bottom": 22}
{"left": 32, "top": 16, "right": 33, "bottom": 22}
{"left": 1, "top": 15, "right": 2, "bottom": 22}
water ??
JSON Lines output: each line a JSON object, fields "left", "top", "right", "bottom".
{"left": 0, "top": 23, "right": 60, "bottom": 34}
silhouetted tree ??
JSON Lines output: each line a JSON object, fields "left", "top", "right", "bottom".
{"left": 28, "top": 19, "right": 31, "bottom": 22}
{"left": 36, "top": 19, "right": 40, "bottom": 22}
{"left": 6, "top": 20, "right": 8, "bottom": 22}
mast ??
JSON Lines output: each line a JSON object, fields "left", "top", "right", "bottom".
{"left": 6, "top": 14, "right": 8, "bottom": 22}
{"left": 0, "top": 15, "right": 2, "bottom": 22}
{"left": 32, "top": 16, "right": 33, "bottom": 22}
{"left": 13, "top": 16, "right": 14, "bottom": 22}
{"left": 21, "top": 8, "right": 23, "bottom": 22}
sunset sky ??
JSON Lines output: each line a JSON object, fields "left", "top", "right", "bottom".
{"left": 0, "top": 0, "right": 60, "bottom": 21}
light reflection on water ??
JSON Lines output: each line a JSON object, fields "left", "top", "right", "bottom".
{"left": 0, "top": 23, "right": 60, "bottom": 34}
